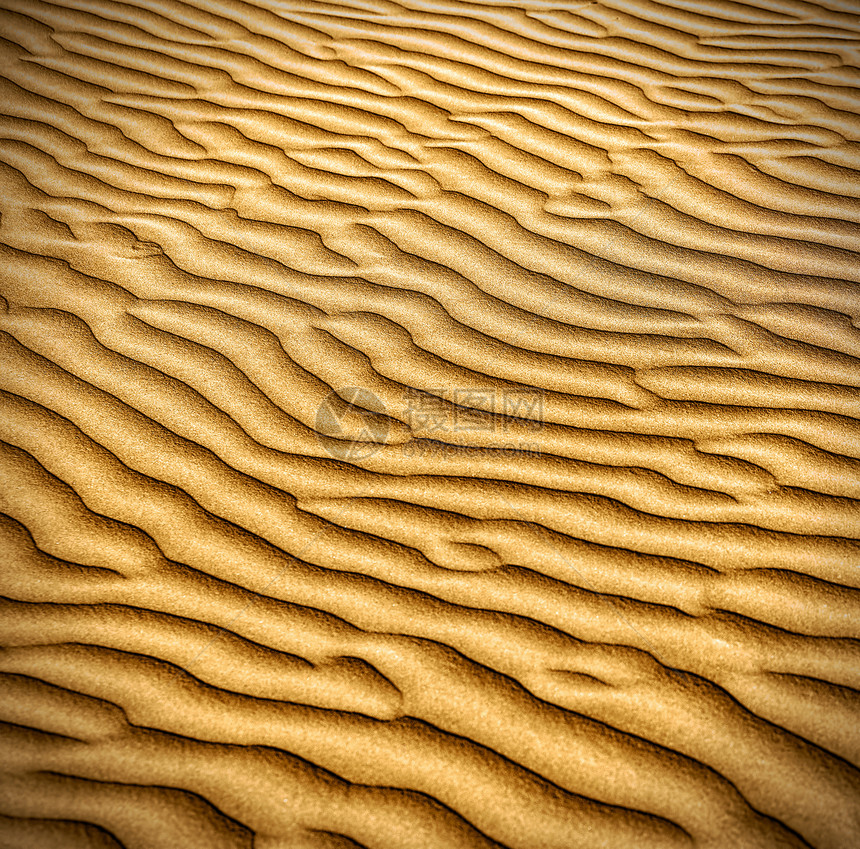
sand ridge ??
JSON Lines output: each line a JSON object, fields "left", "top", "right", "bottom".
{"left": 0, "top": 0, "right": 859, "bottom": 846}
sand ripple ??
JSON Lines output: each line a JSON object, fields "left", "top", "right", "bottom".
{"left": 0, "top": 0, "right": 859, "bottom": 846}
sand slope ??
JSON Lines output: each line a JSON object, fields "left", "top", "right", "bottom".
{"left": 0, "top": 0, "right": 859, "bottom": 846}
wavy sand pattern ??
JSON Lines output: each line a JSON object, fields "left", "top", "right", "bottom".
{"left": 0, "top": 0, "right": 859, "bottom": 846}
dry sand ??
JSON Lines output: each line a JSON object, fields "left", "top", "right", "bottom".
{"left": 0, "top": 0, "right": 859, "bottom": 846}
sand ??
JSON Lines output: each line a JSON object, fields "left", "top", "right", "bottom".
{"left": 0, "top": 0, "right": 858, "bottom": 846}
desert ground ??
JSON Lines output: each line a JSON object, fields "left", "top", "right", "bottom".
{"left": 0, "top": 0, "right": 859, "bottom": 846}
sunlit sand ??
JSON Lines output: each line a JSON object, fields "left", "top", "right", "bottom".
{"left": 0, "top": 0, "right": 859, "bottom": 846}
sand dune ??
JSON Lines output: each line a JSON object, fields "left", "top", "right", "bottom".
{"left": 0, "top": 0, "right": 859, "bottom": 846}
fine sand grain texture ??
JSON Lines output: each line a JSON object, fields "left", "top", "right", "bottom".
{"left": 0, "top": 0, "right": 859, "bottom": 846}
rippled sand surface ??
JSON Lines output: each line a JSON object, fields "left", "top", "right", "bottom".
{"left": 1, "top": 0, "right": 859, "bottom": 846}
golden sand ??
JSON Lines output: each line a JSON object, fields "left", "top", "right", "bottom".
{"left": 0, "top": 0, "right": 859, "bottom": 846}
